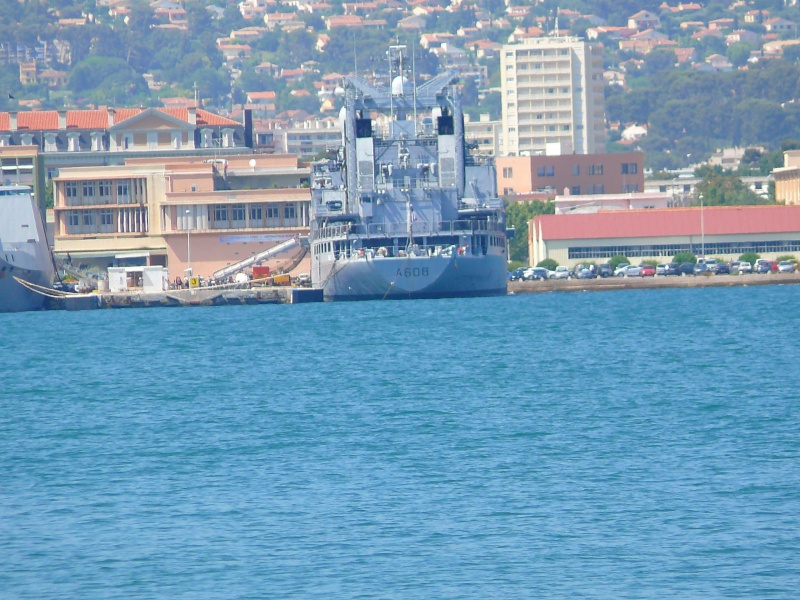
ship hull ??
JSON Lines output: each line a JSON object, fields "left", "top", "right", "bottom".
{"left": 0, "top": 261, "right": 53, "bottom": 313}
{"left": 316, "top": 253, "right": 507, "bottom": 301}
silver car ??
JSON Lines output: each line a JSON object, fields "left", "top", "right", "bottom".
{"left": 778, "top": 261, "right": 796, "bottom": 273}
{"left": 552, "top": 266, "right": 571, "bottom": 279}
{"left": 622, "top": 265, "right": 642, "bottom": 277}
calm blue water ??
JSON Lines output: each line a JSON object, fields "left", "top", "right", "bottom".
{"left": 1, "top": 286, "right": 799, "bottom": 598}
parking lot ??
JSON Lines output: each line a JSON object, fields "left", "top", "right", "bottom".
{"left": 508, "top": 271, "right": 800, "bottom": 294}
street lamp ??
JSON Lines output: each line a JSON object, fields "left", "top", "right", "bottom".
{"left": 699, "top": 193, "right": 704, "bottom": 259}
{"left": 185, "top": 208, "right": 192, "bottom": 276}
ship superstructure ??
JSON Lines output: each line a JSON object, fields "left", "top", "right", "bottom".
{"left": 309, "top": 45, "right": 507, "bottom": 300}
{"left": 0, "top": 186, "right": 56, "bottom": 312}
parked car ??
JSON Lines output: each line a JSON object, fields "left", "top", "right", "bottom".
{"left": 621, "top": 265, "right": 643, "bottom": 277}
{"left": 640, "top": 264, "right": 656, "bottom": 277}
{"left": 738, "top": 261, "right": 752, "bottom": 274}
{"left": 701, "top": 258, "right": 718, "bottom": 273}
{"left": 523, "top": 267, "right": 550, "bottom": 281}
{"left": 715, "top": 262, "right": 730, "bottom": 275}
{"left": 753, "top": 258, "right": 770, "bottom": 273}
{"left": 664, "top": 263, "right": 682, "bottom": 276}
{"left": 754, "top": 260, "right": 772, "bottom": 274}
{"left": 693, "top": 262, "right": 709, "bottom": 275}
{"left": 679, "top": 262, "right": 695, "bottom": 275}
{"left": 552, "top": 265, "right": 571, "bottom": 279}
{"left": 508, "top": 267, "right": 526, "bottom": 281}
{"left": 575, "top": 266, "right": 596, "bottom": 279}
{"left": 656, "top": 264, "right": 667, "bottom": 276}
{"left": 777, "top": 261, "right": 796, "bottom": 273}
{"left": 598, "top": 263, "right": 614, "bottom": 278}
{"left": 729, "top": 261, "right": 741, "bottom": 274}
{"left": 614, "top": 263, "right": 631, "bottom": 277}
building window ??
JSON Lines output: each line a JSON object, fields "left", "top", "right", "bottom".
{"left": 117, "top": 181, "right": 129, "bottom": 196}
{"left": 536, "top": 165, "right": 555, "bottom": 177}
{"left": 98, "top": 180, "right": 111, "bottom": 197}
{"left": 622, "top": 184, "right": 639, "bottom": 193}
{"left": 250, "top": 204, "right": 262, "bottom": 221}
{"left": 82, "top": 211, "right": 94, "bottom": 226}
{"left": 659, "top": 186, "right": 667, "bottom": 193}
{"left": 284, "top": 204, "right": 296, "bottom": 219}
{"left": 267, "top": 204, "right": 280, "bottom": 219}
{"left": 82, "top": 181, "right": 95, "bottom": 197}
{"left": 572, "top": 164, "right": 580, "bottom": 176}
{"left": 621, "top": 163, "right": 638, "bottom": 174}
{"left": 214, "top": 205, "right": 228, "bottom": 222}
{"left": 571, "top": 185, "right": 580, "bottom": 195}
{"left": 503, "top": 167, "right": 513, "bottom": 178}
{"left": 232, "top": 204, "right": 246, "bottom": 222}
{"left": 68, "top": 211, "right": 79, "bottom": 226}
{"left": 100, "top": 209, "right": 113, "bottom": 225}
{"left": 589, "top": 164, "right": 604, "bottom": 176}
{"left": 66, "top": 182, "right": 78, "bottom": 198}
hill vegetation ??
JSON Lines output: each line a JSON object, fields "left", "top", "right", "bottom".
{"left": 2, "top": 0, "right": 800, "bottom": 171}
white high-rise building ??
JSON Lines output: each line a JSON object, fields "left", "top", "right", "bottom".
{"left": 501, "top": 37, "right": 605, "bottom": 156}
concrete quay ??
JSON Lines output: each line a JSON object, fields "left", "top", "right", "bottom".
{"left": 509, "top": 272, "right": 800, "bottom": 294}
{"left": 53, "top": 286, "right": 323, "bottom": 311}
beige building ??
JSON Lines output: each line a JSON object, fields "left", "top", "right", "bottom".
{"left": 773, "top": 150, "right": 800, "bottom": 205}
{"left": 464, "top": 114, "right": 503, "bottom": 156}
{"left": 501, "top": 36, "right": 606, "bottom": 156}
{"left": 53, "top": 154, "right": 311, "bottom": 279}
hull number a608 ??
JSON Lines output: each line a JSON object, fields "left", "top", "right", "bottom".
{"left": 397, "top": 267, "right": 429, "bottom": 277}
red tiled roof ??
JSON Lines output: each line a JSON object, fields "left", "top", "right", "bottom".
{"left": 68, "top": 110, "right": 109, "bottom": 129}
{"left": 18, "top": 111, "right": 58, "bottom": 130}
{"left": 0, "top": 107, "right": 240, "bottom": 131}
{"left": 533, "top": 205, "right": 800, "bottom": 241}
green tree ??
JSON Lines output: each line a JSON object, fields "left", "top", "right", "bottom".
{"left": 673, "top": 251, "right": 697, "bottom": 264}
{"left": 608, "top": 255, "right": 629, "bottom": 270}
{"left": 727, "top": 42, "right": 753, "bottom": 68}
{"left": 505, "top": 199, "right": 555, "bottom": 263}
{"left": 44, "top": 180, "right": 54, "bottom": 210}
{"left": 695, "top": 170, "right": 772, "bottom": 206}
{"left": 643, "top": 48, "right": 675, "bottom": 77}
{"left": 739, "top": 251, "right": 760, "bottom": 264}
{"left": 537, "top": 258, "right": 558, "bottom": 270}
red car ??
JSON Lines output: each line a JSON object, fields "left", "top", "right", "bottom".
{"left": 640, "top": 264, "right": 656, "bottom": 277}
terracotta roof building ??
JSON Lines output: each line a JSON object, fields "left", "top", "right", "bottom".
{"left": 0, "top": 107, "right": 251, "bottom": 209}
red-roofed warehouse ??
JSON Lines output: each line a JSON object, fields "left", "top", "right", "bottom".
{"left": 530, "top": 205, "right": 800, "bottom": 266}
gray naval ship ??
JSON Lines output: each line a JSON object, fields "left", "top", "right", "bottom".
{"left": 0, "top": 185, "right": 56, "bottom": 312}
{"left": 309, "top": 46, "right": 507, "bottom": 301}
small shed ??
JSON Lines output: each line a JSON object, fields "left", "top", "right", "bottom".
{"left": 108, "top": 266, "right": 169, "bottom": 293}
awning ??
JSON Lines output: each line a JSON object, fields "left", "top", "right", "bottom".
{"left": 114, "top": 251, "right": 152, "bottom": 259}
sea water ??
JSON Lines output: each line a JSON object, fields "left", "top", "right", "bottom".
{"left": 1, "top": 286, "right": 799, "bottom": 598}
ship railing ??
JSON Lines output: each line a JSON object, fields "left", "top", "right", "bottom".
{"left": 341, "top": 244, "right": 461, "bottom": 261}
{"left": 316, "top": 219, "right": 503, "bottom": 240}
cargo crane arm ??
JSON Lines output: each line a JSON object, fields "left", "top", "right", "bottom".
{"left": 212, "top": 237, "right": 300, "bottom": 281}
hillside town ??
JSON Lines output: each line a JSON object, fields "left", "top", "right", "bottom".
{"left": 3, "top": 0, "right": 800, "bottom": 285}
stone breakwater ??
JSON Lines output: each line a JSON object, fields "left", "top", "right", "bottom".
{"left": 508, "top": 272, "right": 800, "bottom": 294}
